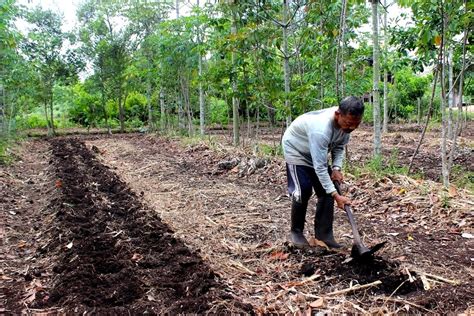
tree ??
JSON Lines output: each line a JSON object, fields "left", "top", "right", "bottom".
{"left": 370, "top": 0, "right": 381, "bottom": 156}
{"left": 21, "top": 7, "right": 79, "bottom": 136}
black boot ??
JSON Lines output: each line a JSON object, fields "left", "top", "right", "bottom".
{"left": 314, "top": 196, "right": 342, "bottom": 249}
{"left": 290, "top": 200, "right": 309, "bottom": 248}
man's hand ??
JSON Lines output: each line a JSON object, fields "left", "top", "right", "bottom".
{"left": 331, "top": 169, "right": 344, "bottom": 183}
{"left": 333, "top": 193, "right": 351, "bottom": 209}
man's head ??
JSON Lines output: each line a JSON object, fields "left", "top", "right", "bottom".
{"left": 334, "top": 96, "right": 364, "bottom": 133}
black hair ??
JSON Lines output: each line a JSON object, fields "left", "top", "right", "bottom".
{"left": 339, "top": 96, "right": 364, "bottom": 117}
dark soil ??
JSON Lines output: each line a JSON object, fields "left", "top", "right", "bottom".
{"left": 2, "top": 138, "right": 252, "bottom": 314}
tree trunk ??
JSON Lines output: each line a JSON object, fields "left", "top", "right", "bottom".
{"left": 118, "top": 92, "right": 125, "bottom": 133}
{"left": 447, "top": 46, "right": 454, "bottom": 139}
{"left": 371, "top": 0, "right": 381, "bottom": 156}
{"left": 147, "top": 79, "right": 154, "bottom": 132}
{"left": 440, "top": 6, "right": 449, "bottom": 188}
{"left": 160, "top": 88, "right": 166, "bottom": 130}
{"left": 178, "top": 86, "right": 185, "bottom": 131}
{"left": 417, "top": 97, "right": 421, "bottom": 125}
{"left": 382, "top": 0, "right": 389, "bottom": 133}
{"left": 282, "top": 0, "right": 291, "bottom": 127}
{"left": 198, "top": 0, "right": 205, "bottom": 136}
{"left": 335, "top": 0, "right": 347, "bottom": 102}
{"left": 0, "top": 86, "right": 5, "bottom": 135}
{"left": 43, "top": 100, "right": 51, "bottom": 136}
{"left": 49, "top": 88, "right": 55, "bottom": 136}
{"left": 448, "top": 0, "right": 468, "bottom": 173}
{"left": 231, "top": 10, "right": 239, "bottom": 146}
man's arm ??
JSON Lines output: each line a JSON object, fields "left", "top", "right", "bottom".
{"left": 308, "top": 132, "right": 336, "bottom": 194}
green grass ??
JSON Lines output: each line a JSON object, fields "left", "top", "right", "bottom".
{"left": 450, "top": 165, "right": 474, "bottom": 193}
{"left": 348, "top": 149, "right": 408, "bottom": 180}
{"left": 0, "top": 136, "right": 20, "bottom": 165}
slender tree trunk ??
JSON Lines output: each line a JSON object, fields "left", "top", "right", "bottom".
{"left": 147, "top": 78, "right": 154, "bottom": 132}
{"left": 382, "top": 0, "right": 389, "bottom": 133}
{"left": 335, "top": 0, "right": 347, "bottom": 102}
{"left": 417, "top": 97, "right": 421, "bottom": 124}
{"left": 43, "top": 100, "right": 51, "bottom": 136}
{"left": 160, "top": 88, "right": 166, "bottom": 130}
{"left": 447, "top": 46, "right": 454, "bottom": 139}
{"left": 371, "top": 0, "right": 381, "bottom": 156}
{"left": 231, "top": 10, "right": 239, "bottom": 146}
{"left": 448, "top": 0, "right": 468, "bottom": 172}
{"left": 180, "top": 75, "right": 193, "bottom": 136}
{"left": 118, "top": 91, "right": 125, "bottom": 133}
{"left": 177, "top": 86, "right": 184, "bottom": 131}
{"left": 197, "top": 0, "right": 205, "bottom": 136}
{"left": 0, "top": 86, "right": 5, "bottom": 135}
{"left": 440, "top": 6, "right": 449, "bottom": 187}
{"left": 49, "top": 88, "right": 55, "bottom": 136}
{"left": 282, "top": 0, "right": 291, "bottom": 126}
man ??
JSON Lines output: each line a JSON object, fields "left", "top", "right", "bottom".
{"left": 282, "top": 96, "right": 364, "bottom": 249}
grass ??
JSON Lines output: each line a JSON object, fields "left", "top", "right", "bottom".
{"left": 450, "top": 165, "right": 474, "bottom": 193}
{"left": 348, "top": 149, "right": 408, "bottom": 180}
{"left": 0, "top": 135, "right": 21, "bottom": 165}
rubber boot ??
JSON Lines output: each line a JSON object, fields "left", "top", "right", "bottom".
{"left": 314, "top": 196, "right": 342, "bottom": 249}
{"left": 290, "top": 200, "right": 310, "bottom": 248}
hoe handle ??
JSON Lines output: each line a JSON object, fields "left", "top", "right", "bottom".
{"left": 333, "top": 181, "right": 366, "bottom": 250}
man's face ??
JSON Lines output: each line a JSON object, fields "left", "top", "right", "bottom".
{"left": 335, "top": 111, "right": 362, "bottom": 133}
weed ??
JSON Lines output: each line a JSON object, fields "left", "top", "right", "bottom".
{"left": 258, "top": 144, "right": 283, "bottom": 157}
{"left": 450, "top": 165, "right": 474, "bottom": 192}
{"left": 350, "top": 149, "right": 408, "bottom": 180}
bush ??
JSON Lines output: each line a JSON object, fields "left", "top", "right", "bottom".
{"left": 363, "top": 103, "right": 373, "bottom": 123}
{"left": 21, "top": 113, "right": 49, "bottom": 129}
{"left": 125, "top": 92, "right": 147, "bottom": 122}
{"left": 126, "top": 118, "right": 144, "bottom": 128}
{"left": 209, "top": 97, "right": 229, "bottom": 125}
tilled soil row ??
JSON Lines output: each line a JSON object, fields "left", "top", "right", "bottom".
{"left": 30, "top": 138, "right": 252, "bottom": 314}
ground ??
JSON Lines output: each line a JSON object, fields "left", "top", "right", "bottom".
{"left": 1, "top": 123, "right": 473, "bottom": 314}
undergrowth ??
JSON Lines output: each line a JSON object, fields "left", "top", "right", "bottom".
{"left": 348, "top": 149, "right": 408, "bottom": 180}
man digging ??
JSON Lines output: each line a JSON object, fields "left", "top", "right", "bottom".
{"left": 282, "top": 96, "right": 364, "bottom": 249}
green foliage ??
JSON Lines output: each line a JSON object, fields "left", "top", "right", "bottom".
{"left": 125, "top": 118, "right": 144, "bottom": 128}
{"left": 19, "top": 113, "right": 49, "bottom": 129}
{"left": 362, "top": 103, "right": 374, "bottom": 123}
{"left": 390, "top": 67, "right": 429, "bottom": 119}
{"left": 125, "top": 92, "right": 147, "bottom": 121}
{"left": 208, "top": 97, "right": 229, "bottom": 125}
{"left": 258, "top": 144, "right": 282, "bottom": 157}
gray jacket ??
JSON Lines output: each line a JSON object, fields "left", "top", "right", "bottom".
{"left": 282, "top": 107, "right": 350, "bottom": 194}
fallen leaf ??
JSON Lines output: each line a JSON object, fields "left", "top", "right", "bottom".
{"left": 17, "top": 240, "right": 27, "bottom": 248}
{"left": 392, "top": 256, "right": 407, "bottom": 262}
{"left": 407, "top": 234, "right": 414, "bottom": 241}
{"left": 448, "top": 185, "right": 458, "bottom": 197}
{"left": 132, "top": 253, "right": 143, "bottom": 262}
{"left": 310, "top": 297, "right": 324, "bottom": 308}
{"left": 55, "top": 179, "right": 63, "bottom": 188}
{"left": 269, "top": 251, "right": 289, "bottom": 261}
{"left": 308, "top": 237, "right": 329, "bottom": 249}
{"left": 461, "top": 233, "right": 474, "bottom": 239}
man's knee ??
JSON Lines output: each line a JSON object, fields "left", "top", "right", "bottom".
{"left": 291, "top": 189, "right": 312, "bottom": 204}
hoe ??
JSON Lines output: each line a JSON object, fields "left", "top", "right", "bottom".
{"left": 334, "top": 181, "right": 386, "bottom": 260}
